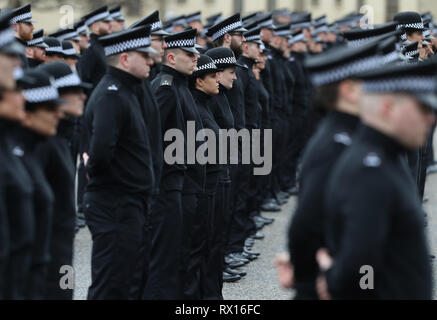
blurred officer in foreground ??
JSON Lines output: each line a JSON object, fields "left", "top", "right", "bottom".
{"left": 317, "top": 58, "right": 436, "bottom": 300}
{"left": 26, "top": 30, "right": 47, "bottom": 68}
{"left": 83, "top": 26, "right": 156, "bottom": 300}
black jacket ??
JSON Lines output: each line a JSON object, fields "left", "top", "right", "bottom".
{"left": 237, "top": 55, "right": 261, "bottom": 130}
{"left": 289, "top": 52, "right": 311, "bottom": 121}
{"left": 28, "top": 58, "right": 43, "bottom": 68}
{"left": 224, "top": 71, "right": 245, "bottom": 131}
{"left": 324, "top": 125, "right": 432, "bottom": 300}
{"left": 269, "top": 47, "right": 288, "bottom": 114}
{"left": 15, "top": 37, "right": 29, "bottom": 69}
{"left": 256, "top": 76, "right": 271, "bottom": 129}
{"left": 0, "top": 120, "right": 35, "bottom": 300}
{"left": 152, "top": 65, "right": 205, "bottom": 194}
{"left": 191, "top": 88, "right": 220, "bottom": 194}
{"left": 288, "top": 112, "right": 359, "bottom": 297}
{"left": 85, "top": 67, "right": 154, "bottom": 196}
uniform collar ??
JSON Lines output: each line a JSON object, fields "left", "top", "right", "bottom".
{"left": 238, "top": 55, "right": 256, "bottom": 68}
{"left": 191, "top": 88, "right": 212, "bottom": 104}
{"left": 328, "top": 111, "right": 360, "bottom": 132}
{"left": 357, "top": 124, "right": 408, "bottom": 156}
{"left": 107, "top": 66, "right": 143, "bottom": 86}
{"left": 161, "top": 64, "right": 188, "bottom": 83}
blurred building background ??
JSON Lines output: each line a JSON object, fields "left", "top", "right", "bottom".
{"left": 0, "top": 0, "right": 436, "bottom": 32}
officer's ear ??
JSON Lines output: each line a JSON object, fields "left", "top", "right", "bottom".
{"left": 223, "top": 33, "right": 232, "bottom": 45}
{"left": 119, "top": 52, "right": 130, "bottom": 68}
{"left": 166, "top": 50, "right": 176, "bottom": 65}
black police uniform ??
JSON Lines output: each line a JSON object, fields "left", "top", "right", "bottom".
{"left": 324, "top": 125, "right": 432, "bottom": 299}
{"left": 0, "top": 120, "right": 35, "bottom": 299}
{"left": 10, "top": 126, "right": 54, "bottom": 300}
{"left": 84, "top": 66, "right": 154, "bottom": 300}
{"left": 289, "top": 111, "right": 360, "bottom": 300}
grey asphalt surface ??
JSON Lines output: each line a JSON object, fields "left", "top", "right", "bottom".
{"left": 73, "top": 158, "right": 437, "bottom": 301}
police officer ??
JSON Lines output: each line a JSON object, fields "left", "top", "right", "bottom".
{"left": 9, "top": 4, "right": 36, "bottom": 69}
{"left": 37, "top": 62, "right": 89, "bottom": 299}
{"left": 144, "top": 28, "right": 200, "bottom": 300}
{"left": 83, "top": 26, "right": 155, "bottom": 300}
{"left": 26, "top": 30, "right": 48, "bottom": 68}
{"left": 43, "top": 37, "right": 65, "bottom": 63}
{"left": 109, "top": 6, "right": 126, "bottom": 33}
{"left": 318, "top": 59, "right": 436, "bottom": 300}
{"left": 287, "top": 40, "right": 381, "bottom": 300}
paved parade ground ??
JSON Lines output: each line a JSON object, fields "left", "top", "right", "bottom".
{"left": 73, "top": 151, "right": 437, "bottom": 301}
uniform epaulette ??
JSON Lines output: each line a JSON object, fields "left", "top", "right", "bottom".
{"left": 362, "top": 152, "right": 382, "bottom": 168}
{"left": 160, "top": 74, "right": 174, "bottom": 87}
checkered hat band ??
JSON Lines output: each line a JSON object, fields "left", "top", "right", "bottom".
{"left": 151, "top": 21, "right": 162, "bottom": 31}
{"left": 10, "top": 12, "right": 32, "bottom": 24}
{"left": 290, "top": 22, "right": 311, "bottom": 29}
{"left": 274, "top": 30, "right": 291, "bottom": 37}
{"left": 63, "top": 48, "right": 77, "bottom": 55}
{"left": 58, "top": 31, "right": 78, "bottom": 41}
{"left": 259, "top": 19, "right": 273, "bottom": 28}
{"left": 315, "top": 26, "right": 329, "bottom": 34}
{"left": 77, "top": 25, "right": 87, "bottom": 34}
{"left": 54, "top": 73, "right": 81, "bottom": 88}
{"left": 212, "top": 21, "right": 243, "bottom": 41}
{"left": 23, "top": 85, "right": 59, "bottom": 103}
{"left": 173, "top": 18, "right": 186, "bottom": 26}
{"left": 27, "top": 36, "right": 44, "bottom": 46}
{"left": 246, "top": 35, "right": 260, "bottom": 42}
{"left": 212, "top": 56, "right": 237, "bottom": 66}
{"left": 401, "top": 33, "right": 407, "bottom": 41}
{"left": 347, "top": 37, "right": 376, "bottom": 47}
{"left": 364, "top": 76, "right": 435, "bottom": 93}
{"left": 290, "top": 34, "right": 305, "bottom": 44}
{"left": 404, "top": 22, "right": 424, "bottom": 30}
{"left": 424, "top": 30, "right": 431, "bottom": 37}
{"left": 187, "top": 14, "right": 201, "bottom": 23}
{"left": 197, "top": 62, "right": 218, "bottom": 71}
{"left": 311, "top": 55, "right": 381, "bottom": 86}
{"left": 381, "top": 51, "right": 400, "bottom": 64}
{"left": 86, "top": 12, "right": 109, "bottom": 26}
{"left": 166, "top": 38, "right": 195, "bottom": 48}
{"left": 46, "top": 46, "right": 63, "bottom": 53}
{"left": 0, "top": 27, "right": 14, "bottom": 48}
{"left": 104, "top": 37, "right": 151, "bottom": 56}
{"left": 315, "top": 17, "right": 328, "bottom": 25}
{"left": 406, "top": 49, "right": 419, "bottom": 57}
{"left": 111, "top": 12, "right": 122, "bottom": 18}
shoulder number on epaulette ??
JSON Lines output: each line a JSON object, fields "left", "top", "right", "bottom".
{"left": 363, "top": 152, "right": 382, "bottom": 168}
{"left": 160, "top": 74, "right": 174, "bottom": 87}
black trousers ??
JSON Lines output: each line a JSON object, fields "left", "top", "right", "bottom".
{"left": 84, "top": 191, "right": 149, "bottom": 300}
{"left": 143, "top": 190, "right": 183, "bottom": 300}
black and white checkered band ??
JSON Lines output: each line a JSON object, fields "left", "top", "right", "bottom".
{"left": 405, "top": 49, "right": 419, "bottom": 57}
{"left": 364, "top": 76, "right": 435, "bottom": 93}
{"left": 311, "top": 55, "right": 381, "bottom": 86}
{"left": 315, "top": 25, "right": 329, "bottom": 34}
{"left": 10, "top": 12, "right": 32, "bottom": 24}
{"left": 53, "top": 73, "right": 82, "bottom": 88}
{"left": 401, "top": 33, "right": 407, "bottom": 41}
{"left": 111, "top": 12, "right": 122, "bottom": 19}
{"left": 212, "top": 56, "right": 237, "bottom": 66}
{"left": 186, "top": 14, "right": 201, "bottom": 23}
{"left": 0, "top": 27, "right": 14, "bottom": 48}
{"left": 77, "top": 24, "right": 87, "bottom": 34}
{"left": 104, "top": 37, "right": 151, "bottom": 56}
{"left": 173, "top": 18, "right": 186, "bottom": 26}
{"left": 57, "top": 30, "right": 78, "bottom": 41}
{"left": 424, "top": 29, "right": 431, "bottom": 37}
{"left": 290, "top": 22, "right": 311, "bottom": 29}
{"left": 23, "top": 85, "right": 59, "bottom": 103}
{"left": 259, "top": 19, "right": 274, "bottom": 28}
{"left": 197, "top": 61, "right": 218, "bottom": 71}
{"left": 347, "top": 37, "right": 376, "bottom": 47}
{"left": 212, "top": 21, "right": 243, "bottom": 41}
{"left": 246, "top": 35, "right": 261, "bottom": 42}
{"left": 381, "top": 51, "right": 400, "bottom": 65}
{"left": 46, "top": 46, "right": 63, "bottom": 54}
{"left": 289, "top": 33, "right": 306, "bottom": 44}
{"left": 151, "top": 21, "right": 162, "bottom": 31}
{"left": 166, "top": 38, "right": 196, "bottom": 49}
{"left": 86, "top": 12, "right": 110, "bottom": 26}
{"left": 274, "top": 29, "right": 291, "bottom": 37}
{"left": 27, "top": 36, "right": 44, "bottom": 46}
{"left": 63, "top": 47, "right": 77, "bottom": 56}
{"left": 397, "top": 22, "right": 424, "bottom": 30}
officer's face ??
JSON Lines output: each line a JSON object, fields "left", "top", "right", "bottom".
{"left": 33, "top": 47, "right": 46, "bottom": 62}
{"left": 79, "top": 34, "right": 90, "bottom": 50}
{"left": 65, "top": 57, "right": 78, "bottom": 68}
{"left": 407, "top": 31, "right": 425, "bottom": 46}
{"left": 261, "top": 28, "right": 274, "bottom": 43}
{"left": 256, "top": 54, "right": 267, "bottom": 70}
{"left": 0, "top": 87, "right": 25, "bottom": 122}
{"left": 199, "top": 72, "right": 220, "bottom": 95}
{"left": 22, "top": 105, "right": 63, "bottom": 137}
{"left": 98, "top": 21, "right": 112, "bottom": 36}
{"left": 391, "top": 95, "right": 435, "bottom": 149}
{"left": 127, "top": 51, "right": 153, "bottom": 79}
{"left": 44, "top": 54, "right": 64, "bottom": 63}
{"left": 0, "top": 53, "right": 16, "bottom": 91}
{"left": 189, "top": 21, "right": 203, "bottom": 35}
{"left": 174, "top": 49, "right": 199, "bottom": 75}
{"left": 230, "top": 32, "right": 246, "bottom": 56}
{"left": 151, "top": 35, "right": 165, "bottom": 64}
{"left": 219, "top": 67, "right": 237, "bottom": 90}
{"left": 246, "top": 42, "right": 261, "bottom": 60}
{"left": 16, "top": 22, "right": 34, "bottom": 41}
{"left": 110, "top": 20, "right": 125, "bottom": 33}
{"left": 60, "top": 89, "right": 86, "bottom": 117}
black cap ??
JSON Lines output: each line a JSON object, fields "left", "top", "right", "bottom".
{"left": 0, "top": 11, "right": 17, "bottom": 51}
{"left": 192, "top": 54, "right": 221, "bottom": 78}
{"left": 9, "top": 4, "right": 36, "bottom": 24}
{"left": 205, "top": 47, "right": 244, "bottom": 69}
{"left": 99, "top": 25, "right": 157, "bottom": 57}
{"left": 403, "top": 41, "right": 420, "bottom": 61}
{"left": 242, "top": 12, "right": 259, "bottom": 23}
{"left": 129, "top": 10, "right": 169, "bottom": 36}
{"left": 171, "top": 15, "right": 187, "bottom": 28}
{"left": 206, "top": 13, "right": 222, "bottom": 26}
{"left": 49, "top": 28, "right": 81, "bottom": 42}
{"left": 290, "top": 13, "right": 312, "bottom": 30}
{"left": 358, "top": 55, "right": 437, "bottom": 110}
{"left": 378, "top": 36, "right": 401, "bottom": 65}
{"left": 289, "top": 29, "right": 307, "bottom": 44}
{"left": 274, "top": 24, "right": 292, "bottom": 38}
{"left": 314, "top": 15, "right": 328, "bottom": 28}
{"left": 186, "top": 11, "right": 202, "bottom": 24}
{"left": 21, "top": 69, "right": 64, "bottom": 108}
{"left": 343, "top": 22, "right": 398, "bottom": 47}
{"left": 256, "top": 13, "right": 275, "bottom": 30}
{"left": 244, "top": 27, "right": 262, "bottom": 44}
{"left": 62, "top": 41, "right": 80, "bottom": 59}
{"left": 206, "top": 14, "right": 247, "bottom": 42}
{"left": 305, "top": 39, "right": 382, "bottom": 86}
{"left": 74, "top": 19, "right": 88, "bottom": 36}
{"left": 109, "top": 5, "right": 125, "bottom": 22}
{"left": 83, "top": 6, "right": 112, "bottom": 27}
{"left": 27, "top": 29, "right": 48, "bottom": 49}
{"left": 394, "top": 11, "right": 425, "bottom": 31}
{"left": 44, "top": 37, "right": 64, "bottom": 56}
{"left": 39, "top": 61, "right": 92, "bottom": 91}
{"left": 164, "top": 28, "right": 199, "bottom": 54}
